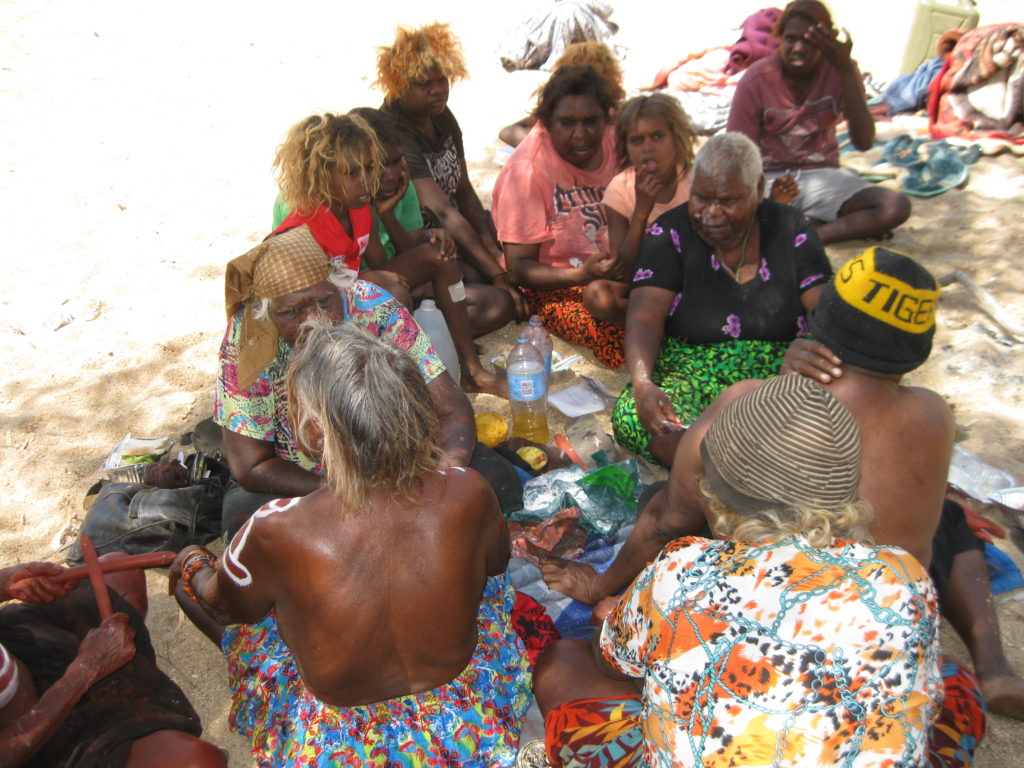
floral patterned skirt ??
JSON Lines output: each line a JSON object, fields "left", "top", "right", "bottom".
{"left": 611, "top": 336, "right": 790, "bottom": 464}
{"left": 545, "top": 659, "right": 985, "bottom": 768}
{"left": 222, "top": 572, "right": 532, "bottom": 767}
{"left": 520, "top": 286, "right": 625, "bottom": 369}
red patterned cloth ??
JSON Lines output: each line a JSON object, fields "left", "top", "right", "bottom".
{"left": 511, "top": 591, "right": 560, "bottom": 668}
{"left": 520, "top": 286, "right": 625, "bottom": 369}
{"left": 928, "top": 24, "right": 1024, "bottom": 143}
{"left": 270, "top": 205, "right": 373, "bottom": 272}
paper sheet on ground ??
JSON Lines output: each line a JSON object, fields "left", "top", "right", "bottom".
{"left": 549, "top": 383, "right": 608, "bottom": 417}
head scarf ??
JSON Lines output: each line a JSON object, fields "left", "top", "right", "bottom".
{"left": 224, "top": 224, "right": 331, "bottom": 390}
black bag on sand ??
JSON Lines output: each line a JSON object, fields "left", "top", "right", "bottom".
{"left": 469, "top": 443, "right": 525, "bottom": 517}
{"left": 66, "top": 479, "right": 224, "bottom": 566}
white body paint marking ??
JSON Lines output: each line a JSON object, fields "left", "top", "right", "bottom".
{"left": 222, "top": 497, "right": 302, "bottom": 587}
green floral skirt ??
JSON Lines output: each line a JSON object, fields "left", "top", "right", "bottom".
{"left": 612, "top": 337, "right": 791, "bottom": 464}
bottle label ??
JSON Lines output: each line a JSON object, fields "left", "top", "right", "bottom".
{"left": 509, "top": 371, "right": 547, "bottom": 401}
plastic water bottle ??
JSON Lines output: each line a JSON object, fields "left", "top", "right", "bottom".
{"left": 507, "top": 329, "right": 549, "bottom": 444}
{"left": 527, "top": 315, "right": 553, "bottom": 377}
{"left": 413, "top": 299, "right": 460, "bottom": 385}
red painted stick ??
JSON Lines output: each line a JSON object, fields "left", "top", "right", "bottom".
{"left": 79, "top": 535, "right": 114, "bottom": 621}
{"left": 55, "top": 551, "right": 177, "bottom": 583}
{"left": 554, "top": 433, "right": 588, "bottom": 469}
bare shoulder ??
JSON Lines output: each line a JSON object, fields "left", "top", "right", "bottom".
{"left": 221, "top": 496, "right": 310, "bottom": 589}
{"left": 895, "top": 385, "right": 955, "bottom": 435}
{"left": 438, "top": 467, "right": 495, "bottom": 508}
{"left": 436, "top": 465, "right": 490, "bottom": 494}
{"left": 700, "top": 379, "right": 763, "bottom": 422}
{"left": 226, "top": 495, "right": 328, "bottom": 555}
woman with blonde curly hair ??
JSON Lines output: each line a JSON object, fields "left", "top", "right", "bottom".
{"left": 271, "top": 112, "right": 387, "bottom": 275}
{"left": 271, "top": 109, "right": 508, "bottom": 396}
{"left": 533, "top": 374, "right": 966, "bottom": 767}
{"left": 378, "top": 23, "right": 528, "bottom": 319}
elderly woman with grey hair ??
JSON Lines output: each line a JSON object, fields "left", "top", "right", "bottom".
{"left": 174, "top": 322, "right": 530, "bottom": 766}
{"left": 611, "top": 132, "right": 833, "bottom": 466}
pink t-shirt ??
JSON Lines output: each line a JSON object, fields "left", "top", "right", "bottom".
{"left": 602, "top": 166, "right": 691, "bottom": 225}
{"left": 493, "top": 123, "right": 617, "bottom": 269}
{"left": 727, "top": 54, "right": 863, "bottom": 172}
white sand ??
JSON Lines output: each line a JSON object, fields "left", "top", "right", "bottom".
{"left": 1, "top": 2, "right": 1022, "bottom": 765}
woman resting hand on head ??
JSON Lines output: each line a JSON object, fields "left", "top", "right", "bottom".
{"left": 274, "top": 109, "right": 509, "bottom": 397}
{"left": 270, "top": 113, "right": 411, "bottom": 299}
{"left": 612, "top": 131, "right": 832, "bottom": 465}
{"left": 273, "top": 109, "right": 510, "bottom": 397}
{"left": 172, "top": 322, "right": 531, "bottom": 767}
{"left": 492, "top": 65, "right": 626, "bottom": 368}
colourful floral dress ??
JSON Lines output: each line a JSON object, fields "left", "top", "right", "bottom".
{"left": 601, "top": 535, "right": 942, "bottom": 765}
{"left": 223, "top": 571, "right": 532, "bottom": 767}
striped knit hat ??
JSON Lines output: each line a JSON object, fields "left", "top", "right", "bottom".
{"left": 700, "top": 375, "right": 862, "bottom": 514}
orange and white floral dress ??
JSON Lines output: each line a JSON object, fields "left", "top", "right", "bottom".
{"left": 601, "top": 535, "right": 942, "bottom": 767}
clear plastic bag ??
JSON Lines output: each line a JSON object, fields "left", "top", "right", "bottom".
{"left": 515, "top": 459, "right": 643, "bottom": 537}
{"left": 948, "top": 444, "right": 1017, "bottom": 502}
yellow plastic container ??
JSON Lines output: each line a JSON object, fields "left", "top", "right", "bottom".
{"left": 901, "top": 0, "right": 979, "bottom": 74}
{"left": 475, "top": 412, "right": 510, "bottom": 448}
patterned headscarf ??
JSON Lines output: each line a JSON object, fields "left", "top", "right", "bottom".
{"left": 224, "top": 225, "right": 331, "bottom": 390}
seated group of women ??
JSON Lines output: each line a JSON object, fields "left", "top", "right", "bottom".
{"left": 262, "top": 20, "right": 832, "bottom": 470}
{"left": 166, "top": 8, "right": 982, "bottom": 768}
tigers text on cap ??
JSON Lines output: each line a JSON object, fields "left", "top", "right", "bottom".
{"left": 808, "top": 246, "right": 939, "bottom": 374}
{"left": 700, "top": 375, "right": 862, "bottom": 515}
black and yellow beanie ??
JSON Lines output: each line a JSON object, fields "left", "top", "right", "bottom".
{"left": 808, "top": 246, "right": 940, "bottom": 374}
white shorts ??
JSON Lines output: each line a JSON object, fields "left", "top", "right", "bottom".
{"left": 766, "top": 167, "right": 872, "bottom": 222}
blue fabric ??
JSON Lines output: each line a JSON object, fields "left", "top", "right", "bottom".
{"left": 878, "top": 135, "right": 980, "bottom": 198}
{"left": 510, "top": 525, "right": 636, "bottom": 641}
{"left": 883, "top": 57, "right": 945, "bottom": 114}
{"left": 984, "top": 541, "right": 1024, "bottom": 595}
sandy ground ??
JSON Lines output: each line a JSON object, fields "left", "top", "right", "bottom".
{"left": 1, "top": 1, "right": 1022, "bottom": 765}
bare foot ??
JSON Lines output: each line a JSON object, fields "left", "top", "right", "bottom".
{"left": 540, "top": 557, "right": 601, "bottom": 605}
{"left": 982, "top": 674, "right": 1024, "bottom": 720}
{"left": 770, "top": 174, "right": 800, "bottom": 205}
{"left": 462, "top": 366, "right": 508, "bottom": 399}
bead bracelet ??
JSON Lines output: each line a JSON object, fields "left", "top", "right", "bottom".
{"left": 180, "top": 549, "right": 218, "bottom": 603}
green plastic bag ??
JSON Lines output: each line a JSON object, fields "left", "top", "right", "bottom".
{"left": 576, "top": 459, "right": 642, "bottom": 537}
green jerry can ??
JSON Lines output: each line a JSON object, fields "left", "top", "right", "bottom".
{"left": 901, "top": 0, "right": 980, "bottom": 74}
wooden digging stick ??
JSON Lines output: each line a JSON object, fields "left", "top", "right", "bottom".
{"left": 55, "top": 551, "right": 177, "bottom": 583}
{"left": 79, "top": 535, "right": 114, "bottom": 621}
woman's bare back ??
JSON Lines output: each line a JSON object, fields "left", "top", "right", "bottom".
{"left": 222, "top": 466, "right": 508, "bottom": 707}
